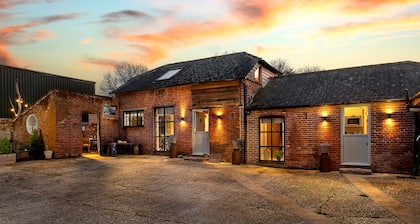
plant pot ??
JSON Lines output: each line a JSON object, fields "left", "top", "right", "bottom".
{"left": 16, "top": 150, "right": 29, "bottom": 161}
{"left": 44, "top": 150, "right": 53, "bottom": 160}
{"left": 232, "top": 150, "right": 240, "bottom": 165}
{"left": 0, "top": 153, "right": 16, "bottom": 165}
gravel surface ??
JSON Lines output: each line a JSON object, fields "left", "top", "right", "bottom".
{"left": 0, "top": 155, "right": 419, "bottom": 224}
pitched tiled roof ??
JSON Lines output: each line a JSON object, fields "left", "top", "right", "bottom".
{"left": 114, "top": 52, "right": 278, "bottom": 93}
{"left": 248, "top": 61, "right": 420, "bottom": 109}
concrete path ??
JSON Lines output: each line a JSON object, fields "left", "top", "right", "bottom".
{"left": 1, "top": 155, "right": 418, "bottom": 223}
{"left": 344, "top": 174, "right": 420, "bottom": 224}
{"left": 230, "top": 170, "right": 336, "bottom": 224}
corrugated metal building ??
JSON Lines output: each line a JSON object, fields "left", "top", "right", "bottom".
{"left": 1, "top": 64, "right": 95, "bottom": 118}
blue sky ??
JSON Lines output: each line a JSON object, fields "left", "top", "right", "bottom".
{"left": 1, "top": 0, "right": 420, "bottom": 92}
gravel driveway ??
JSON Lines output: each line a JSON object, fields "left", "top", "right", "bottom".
{"left": 0, "top": 155, "right": 419, "bottom": 224}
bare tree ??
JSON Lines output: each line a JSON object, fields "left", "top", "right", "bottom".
{"left": 270, "top": 58, "right": 323, "bottom": 75}
{"left": 295, "top": 65, "right": 323, "bottom": 74}
{"left": 269, "top": 58, "right": 294, "bottom": 75}
{"left": 100, "top": 61, "right": 148, "bottom": 95}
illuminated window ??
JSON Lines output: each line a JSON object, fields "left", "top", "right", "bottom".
{"left": 156, "top": 69, "right": 182, "bottom": 81}
{"left": 123, "top": 110, "right": 144, "bottom": 127}
{"left": 155, "top": 107, "right": 174, "bottom": 151}
{"left": 259, "top": 117, "right": 285, "bottom": 162}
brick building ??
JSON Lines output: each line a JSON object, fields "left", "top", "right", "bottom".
{"left": 12, "top": 90, "right": 117, "bottom": 158}
{"left": 113, "top": 52, "right": 278, "bottom": 161}
{"left": 1, "top": 64, "right": 95, "bottom": 119}
{"left": 246, "top": 61, "right": 420, "bottom": 173}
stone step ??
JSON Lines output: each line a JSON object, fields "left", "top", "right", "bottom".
{"left": 340, "top": 168, "right": 372, "bottom": 175}
{"left": 183, "top": 155, "right": 209, "bottom": 162}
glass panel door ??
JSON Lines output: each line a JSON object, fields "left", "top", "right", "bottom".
{"left": 155, "top": 107, "right": 174, "bottom": 151}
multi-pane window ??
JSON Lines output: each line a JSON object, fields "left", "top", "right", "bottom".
{"left": 155, "top": 107, "right": 174, "bottom": 151}
{"left": 123, "top": 110, "right": 144, "bottom": 127}
{"left": 259, "top": 117, "right": 285, "bottom": 162}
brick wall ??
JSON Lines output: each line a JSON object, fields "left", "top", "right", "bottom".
{"left": 118, "top": 84, "right": 250, "bottom": 162}
{"left": 246, "top": 102, "right": 415, "bottom": 173}
{"left": 370, "top": 102, "right": 414, "bottom": 172}
{"left": 12, "top": 90, "right": 117, "bottom": 158}
{"left": 117, "top": 85, "right": 193, "bottom": 155}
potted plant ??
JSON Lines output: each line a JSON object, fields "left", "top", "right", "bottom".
{"left": 16, "top": 144, "right": 30, "bottom": 161}
{"left": 274, "top": 149, "right": 284, "bottom": 161}
{"left": 29, "top": 129, "right": 46, "bottom": 160}
{"left": 0, "top": 137, "right": 16, "bottom": 165}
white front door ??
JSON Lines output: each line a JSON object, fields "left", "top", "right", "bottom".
{"left": 341, "top": 105, "right": 371, "bottom": 166}
{"left": 192, "top": 110, "right": 210, "bottom": 155}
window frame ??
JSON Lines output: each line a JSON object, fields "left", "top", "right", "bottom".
{"left": 259, "top": 116, "right": 285, "bottom": 162}
{"left": 122, "top": 110, "right": 144, "bottom": 127}
{"left": 154, "top": 106, "right": 175, "bottom": 151}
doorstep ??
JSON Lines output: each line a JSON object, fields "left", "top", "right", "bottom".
{"left": 340, "top": 168, "right": 372, "bottom": 175}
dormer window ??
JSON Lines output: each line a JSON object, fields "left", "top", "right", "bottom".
{"left": 156, "top": 68, "right": 182, "bottom": 81}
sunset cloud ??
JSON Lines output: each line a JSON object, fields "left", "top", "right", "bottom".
{"left": 314, "top": 13, "right": 420, "bottom": 40}
{"left": 81, "top": 37, "right": 94, "bottom": 45}
{"left": 0, "top": 0, "right": 63, "bottom": 9}
{"left": 80, "top": 57, "right": 118, "bottom": 68}
{"left": 38, "top": 13, "right": 81, "bottom": 24}
{"left": 100, "top": 10, "right": 150, "bottom": 23}
{"left": 111, "top": 0, "right": 290, "bottom": 65}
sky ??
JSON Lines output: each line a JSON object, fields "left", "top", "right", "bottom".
{"left": 1, "top": 0, "right": 420, "bottom": 93}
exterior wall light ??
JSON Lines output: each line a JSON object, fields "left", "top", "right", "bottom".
{"left": 217, "top": 115, "right": 222, "bottom": 120}
{"left": 181, "top": 117, "right": 185, "bottom": 121}
{"left": 387, "top": 113, "right": 392, "bottom": 118}
{"left": 321, "top": 116, "right": 328, "bottom": 121}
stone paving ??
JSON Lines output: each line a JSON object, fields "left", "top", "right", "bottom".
{"left": 0, "top": 155, "right": 419, "bottom": 224}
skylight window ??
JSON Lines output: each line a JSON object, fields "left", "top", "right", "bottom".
{"left": 156, "top": 68, "right": 182, "bottom": 81}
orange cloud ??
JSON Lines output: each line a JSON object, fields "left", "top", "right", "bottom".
{"left": 114, "top": 0, "right": 291, "bottom": 65}
{"left": 340, "top": 0, "right": 420, "bottom": 14}
{"left": 0, "top": 0, "right": 64, "bottom": 9}
{"left": 0, "top": 43, "right": 14, "bottom": 65}
{"left": 81, "top": 37, "right": 94, "bottom": 45}
{"left": 80, "top": 57, "right": 118, "bottom": 68}
{"left": 314, "top": 13, "right": 420, "bottom": 39}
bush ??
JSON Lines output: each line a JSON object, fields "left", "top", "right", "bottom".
{"left": 0, "top": 137, "right": 13, "bottom": 154}
{"left": 29, "top": 129, "right": 45, "bottom": 159}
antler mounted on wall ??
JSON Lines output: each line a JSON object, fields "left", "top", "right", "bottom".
{"left": 9, "top": 80, "right": 28, "bottom": 117}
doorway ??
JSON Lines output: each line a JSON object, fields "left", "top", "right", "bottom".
{"left": 341, "top": 105, "right": 370, "bottom": 165}
{"left": 192, "top": 110, "right": 210, "bottom": 155}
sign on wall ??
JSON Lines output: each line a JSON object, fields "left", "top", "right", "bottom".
{"left": 26, "top": 114, "right": 38, "bottom": 135}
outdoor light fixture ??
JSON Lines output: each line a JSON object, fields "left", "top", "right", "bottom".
{"left": 387, "top": 113, "right": 392, "bottom": 118}
{"left": 181, "top": 117, "right": 185, "bottom": 121}
{"left": 217, "top": 115, "right": 222, "bottom": 119}
{"left": 321, "top": 116, "right": 328, "bottom": 121}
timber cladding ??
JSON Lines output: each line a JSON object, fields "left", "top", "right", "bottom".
{"left": 192, "top": 80, "right": 240, "bottom": 108}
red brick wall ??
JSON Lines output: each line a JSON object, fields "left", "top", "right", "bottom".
{"left": 117, "top": 85, "right": 193, "bottom": 155}
{"left": 246, "top": 102, "right": 414, "bottom": 173}
{"left": 370, "top": 102, "right": 414, "bottom": 172}
{"left": 12, "top": 90, "right": 117, "bottom": 158}
{"left": 208, "top": 106, "right": 240, "bottom": 162}
{"left": 117, "top": 85, "right": 245, "bottom": 162}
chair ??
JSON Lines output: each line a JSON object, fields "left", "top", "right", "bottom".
{"left": 82, "top": 137, "right": 90, "bottom": 152}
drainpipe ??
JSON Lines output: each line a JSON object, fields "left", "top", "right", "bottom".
{"left": 241, "top": 79, "right": 247, "bottom": 164}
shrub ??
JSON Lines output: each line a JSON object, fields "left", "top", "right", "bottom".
{"left": 0, "top": 137, "right": 13, "bottom": 154}
{"left": 29, "top": 129, "right": 45, "bottom": 159}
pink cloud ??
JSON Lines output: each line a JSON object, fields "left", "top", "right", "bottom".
{"left": 80, "top": 57, "right": 118, "bottom": 68}
{"left": 315, "top": 13, "right": 420, "bottom": 39}
{"left": 109, "top": 0, "right": 291, "bottom": 65}
{"left": 0, "top": 0, "right": 63, "bottom": 9}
